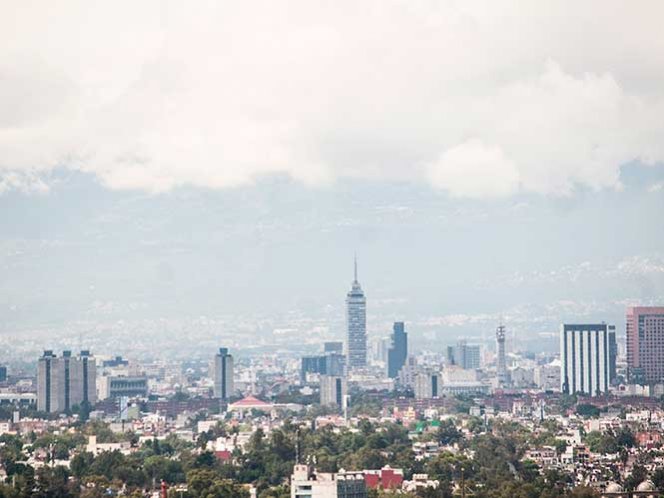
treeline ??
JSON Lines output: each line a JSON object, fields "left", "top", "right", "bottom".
{"left": 0, "top": 418, "right": 603, "bottom": 498}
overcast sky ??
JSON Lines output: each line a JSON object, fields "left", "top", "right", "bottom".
{"left": 1, "top": 2, "right": 664, "bottom": 338}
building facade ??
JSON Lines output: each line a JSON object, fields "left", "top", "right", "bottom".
{"left": 302, "top": 352, "right": 346, "bottom": 384}
{"left": 626, "top": 306, "right": 664, "bottom": 385}
{"left": 324, "top": 341, "right": 344, "bottom": 354}
{"left": 37, "top": 350, "right": 96, "bottom": 413}
{"left": 414, "top": 371, "right": 440, "bottom": 399}
{"left": 534, "top": 363, "right": 561, "bottom": 391}
{"left": 213, "top": 348, "right": 234, "bottom": 400}
{"left": 291, "top": 465, "right": 367, "bottom": 498}
{"left": 320, "top": 375, "right": 347, "bottom": 410}
{"left": 98, "top": 376, "right": 149, "bottom": 400}
{"left": 560, "top": 324, "right": 616, "bottom": 396}
{"left": 346, "top": 258, "right": 367, "bottom": 370}
{"left": 387, "top": 322, "right": 408, "bottom": 379}
{"left": 453, "top": 340, "right": 481, "bottom": 370}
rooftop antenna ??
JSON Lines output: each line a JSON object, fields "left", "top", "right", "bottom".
{"left": 354, "top": 253, "right": 358, "bottom": 283}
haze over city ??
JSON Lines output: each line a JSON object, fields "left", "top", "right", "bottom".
{"left": 2, "top": 2, "right": 664, "bottom": 361}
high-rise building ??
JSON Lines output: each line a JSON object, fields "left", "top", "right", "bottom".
{"left": 453, "top": 340, "right": 481, "bottom": 370}
{"left": 301, "top": 356, "right": 327, "bottom": 383}
{"left": 445, "top": 346, "right": 456, "bottom": 366}
{"left": 320, "top": 375, "right": 347, "bottom": 410}
{"left": 0, "top": 366, "right": 6, "bottom": 383}
{"left": 301, "top": 351, "right": 346, "bottom": 384}
{"left": 325, "top": 353, "right": 346, "bottom": 377}
{"left": 414, "top": 371, "right": 440, "bottom": 399}
{"left": 626, "top": 306, "right": 664, "bottom": 385}
{"left": 387, "top": 322, "right": 408, "bottom": 379}
{"left": 560, "top": 323, "right": 616, "bottom": 396}
{"left": 398, "top": 356, "right": 419, "bottom": 389}
{"left": 496, "top": 323, "right": 508, "bottom": 386}
{"left": 324, "top": 341, "right": 344, "bottom": 355}
{"left": 37, "top": 350, "right": 96, "bottom": 413}
{"left": 346, "top": 256, "right": 367, "bottom": 370}
{"left": 213, "top": 348, "right": 234, "bottom": 400}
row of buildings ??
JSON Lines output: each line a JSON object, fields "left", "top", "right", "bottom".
{"left": 560, "top": 307, "right": 664, "bottom": 396}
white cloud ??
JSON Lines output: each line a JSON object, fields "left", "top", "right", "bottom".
{"left": 1, "top": 1, "right": 664, "bottom": 195}
{"left": 427, "top": 140, "right": 519, "bottom": 198}
{"left": 0, "top": 171, "right": 49, "bottom": 195}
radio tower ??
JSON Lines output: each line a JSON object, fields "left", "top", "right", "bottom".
{"left": 496, "top": 322, "right": 508, "bottom": 386}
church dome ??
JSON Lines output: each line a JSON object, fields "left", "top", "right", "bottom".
{"left": 605, "top": 482, "right": 623, "bottom": 493}
{"left": 636, "top": 480, "right": 656, "bottom": 492}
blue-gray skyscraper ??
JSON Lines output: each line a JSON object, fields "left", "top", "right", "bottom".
{"left": 213, "top": 348, "right": 234, "bottom": 400}
{"left": 346, "top": 256, "right": 367, "bottom": 370}
{"left": 387, "top": 322, "right": 407, "bottom": 378}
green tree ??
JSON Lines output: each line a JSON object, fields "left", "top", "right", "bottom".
{"left": 186, "top": 468, "right": 249, "bottom": 498}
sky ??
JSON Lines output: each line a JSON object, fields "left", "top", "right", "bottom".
{"left": 1, "top": 1, "right": 664, "bottom": 346}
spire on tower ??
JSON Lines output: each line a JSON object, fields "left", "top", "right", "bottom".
{"left": 354, "top": 253, "right": 358, "bottom": 283}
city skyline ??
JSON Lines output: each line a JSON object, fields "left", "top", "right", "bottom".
{"left": 1, "top": 3, "right": 664, "bottom": 345}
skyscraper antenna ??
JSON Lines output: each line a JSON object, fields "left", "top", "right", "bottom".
{"left": 354, "top": 253, "right": 358, "bottom": 282}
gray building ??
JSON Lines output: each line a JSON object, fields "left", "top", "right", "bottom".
{"left": 301, "top": 352, "right": 346, "bottom": 384}
{"left": 320, "top": 375, "right": 347, "bottom": 410}
{"left": 450, "top": 340, "right": 481, "bottom": 370}
{"left": 213, "top": 348, "right": 234, "bottom": 400}
{"left": 324, "top": 341, "right": 344, "bottom": 354}
{"left": 37, "top": 350, "right": 96, "bottom": 413}
{"left": 99, "top": 376, "right": 149, "bottom": 399}
{"left": 560, "top": 323, "right": 617, "bottom": 396}
{"left": 346, "top": 257, "right": 367, "bottom": 370}
{"left": 414, "top": 371, "right": 440, "bottom": 399}
{"left": 387, "top": 322, "right": 408, "bottom": 379}
{"left": 301, "top": 355, "right": 327, "bottom": 383}
{"left": 445, "top": 346, "right": 456, "bottom": 366}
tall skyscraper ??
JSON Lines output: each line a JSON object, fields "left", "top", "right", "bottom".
{"left": 626, "top": 306, "right": 664, "bottom": 384}
{"left": 496, "top": 323, "right": 508, "bottom": 386}
{"left": 213, "top": 348, "right": 234, "bottom": 400}
{"left": 346, "top": 256, "right": 367, "bottom": 370}
{"left": 387, "top": 322, "right": 408, "bottom": 378}
{"left": 560, "top": 323, "right": 616, "bottom": 396}
{"left": 37, "top": 350, "right": 96, "bottom": 413}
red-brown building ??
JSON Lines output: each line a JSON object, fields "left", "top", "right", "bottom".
{"left": 364, "top": 466, "right": 404, "bottom": 490}
{"left": 626, "top": 306, "right": 664, "bottom": 384}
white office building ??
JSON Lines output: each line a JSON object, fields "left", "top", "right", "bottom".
{"left": 560, "top": 324, "right": 613, "bottom": 396}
